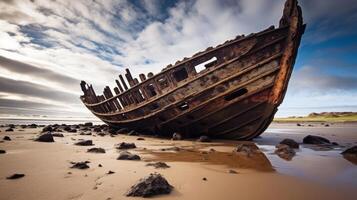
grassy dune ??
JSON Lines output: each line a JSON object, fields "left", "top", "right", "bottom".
{"left": 274, "top": 112, "right": 357, "bottom": 123}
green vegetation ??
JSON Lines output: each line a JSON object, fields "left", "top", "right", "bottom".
{"left": 274, "top": 112, "right": 357, "bottom": 123}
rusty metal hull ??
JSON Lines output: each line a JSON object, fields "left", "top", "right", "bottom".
{"left": 80, "top": 0, "right": 305, "bottom": 140}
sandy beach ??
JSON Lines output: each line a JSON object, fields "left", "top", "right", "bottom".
{"left": 0, "top": 122, "right": 356, "bottom": 200}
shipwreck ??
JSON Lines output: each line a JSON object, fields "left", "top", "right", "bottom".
{"left": 80, "top": 0, "right": 305, "bottom": 140}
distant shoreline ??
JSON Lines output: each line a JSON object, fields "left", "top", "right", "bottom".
{"left": 274, "top": 112, "right": 357, "bottom": 123}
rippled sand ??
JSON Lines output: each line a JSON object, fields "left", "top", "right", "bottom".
{"left": 0, "top": 122, "right": 356, "bottom": 200}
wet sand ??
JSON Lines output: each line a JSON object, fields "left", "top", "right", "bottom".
{"left": 0, "top": 122, "right": 356, "bottom": 200}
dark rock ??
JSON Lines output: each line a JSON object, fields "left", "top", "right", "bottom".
{"left": 87, "top": 147, "right": 106, "bottom": 153}
{"left": 98, "top": 164, "right": 103, "bottom": 167}
{"left": 84, "top": 122, "right": 93, "bottom": 127}
{"left": 97, "top": 132, "right": 106, "bottom": 137}
{"left": 42, "top": 125, "right": 53, "bottom": 132}
{"left": 8, "top": 124, "right": 15, "bottom": 128}
{"left": 28, "top": 124, "right": 38, "bottom": 128}
{"left": 341, "top": 146, "right": 357, "bottom": 155}
{"left": 137, "top": 137, "right": 145, "bottom": 140}
{"left": 93, "top": 127, "right": 102, "bottom": 132}
{"left": 279, "top": 138, "right": 299, "bottom": 149}
{"left": 116, "top": 142, "right": 136, "bottom": 149}
{"left": 296, "top": 123, "right": 302, "bottom": 126}
{"left": 275, "top": 144, "right": 295, "bottom": 161}
{"left": 197, "top": 135, "right": 211, "bottom": 142}
{"left": 332, "top": 142, "right": 339, "bottom": 146}
{"left": 20, "top": 125, "right": 27, "bottom": 129}
{"left": 3, "top": 136, "right": 11, "bottom": 141}
{"left": 303, "top": 135, "right": 331, "bottom": 144}
{"left": 52, "top": 133, "right": 64, "bottom": 137}
{"left": 228, "top": 169, "right": 238, "bottom": 174}
{"left": 202, "top": 177, "right": 207, "bottom": 181}
{"left": 108, "top": 128, "right": 117, "bottom": 134}
{"left": 325, "top": 124, "right": 330, "bottom": 127}
{"left": 63, "top": 126, "right": 71, "bottom": 132}
{"left": 6, "top": 173, "right": 25, "bottom": 179}
{"left": 107, "top": 170, "right": 115, "bottom": 174}
{"left": 171, "top": 132, "right": 182, "bottom": 140}
{"left": 70, "top": 161, "right": 90, "bottom": 169}
{"left": 5, "top": 128, "right": 13, "bottom": 132}
{"left": 126, "top": 173, "right": 173, "bottom": 197}
{"left": 117, "top": 151, "right": 141, "bottom": 160}
{"left": 116, "top": 128, "right": 129, "bottom": 134}
{"left": 234, "top": 143, "right": 260, "bottom": 156}
{"left": 146, "top": 162, "right": 170, "bottom": 169}
{"left": 67, "top": 128, "right": 77, "bottom": 133}
{"left": 35, "top": 133, "right": 54, "bottom": 142}
{"left": 0, "top": 149, "right": 6, "bottom": 154}
{"left": 128, "top": 130, "right": 139, "bottom": 136}
{"left": 80, "top": 132, "right": 92, "bottom": 135}
{"left": 75, "top": 140, "right": 93, "bottom": 146}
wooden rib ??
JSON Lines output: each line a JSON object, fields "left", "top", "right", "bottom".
{"left": 125, "top": 68, "right": 135, "bottom": 87}
{"left": 119, "top": 75, "right": 129, "bottom": 90}
{"left": 115, "top": 79, "right": 124, "bottom": 93}
{"left": 139, "top": 74, "right": 146, "bottom": 82}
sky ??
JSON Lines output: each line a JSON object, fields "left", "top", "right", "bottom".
{"left": 0, "top": 0, "right": 356, "bottom": 119}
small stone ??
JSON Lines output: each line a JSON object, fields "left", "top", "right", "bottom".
{"left": 98, "top": 164, "right": 103, "bottom": 167}
{"left": 117, "top": 151, "right": 141, "bottom": 160}
{"left": 303, "top": 135, "right": 330, "bottom": 144}
{"left": 146, "top": 162, "right": 170, "bottom": 169}
{"left": 325, "top": 124, "right": 330, "bottom": 127}
{"left": 116, "top": 142, "right": 136, "bottom": 149}
{"left": 35, "top": 133, "right": 54, "bottom": 142}
{"left": 87, "top": 147, "right": 106, "bottom": 153}
{"left": 70, "top": 161, "right": 90, "bottom": 169}
{"left": 107, "top": 170, "right": 115, "bottom": 174}
{"left": 275, "top": 144, "right": 295, "bottom": 161}
{"left": 197, "top": 135, "right": 211, "bottom": 142}
{"left": 6, "top": 173, "right": 25, "bottom": 179}
{"left": 171, "top": 132, "right": 182, "bottom": 140}
{"left": 3, "top": 136, "right": 11, "bottom": 141}
{"left": 67, "top": 172, "right": 72, "bottom": 174}
{"left": 202, "top": 177, "right": 207, "bottom": 181}
{"left": 5, "top": 128, "right": 13, "bottom": 132}
{"left": 75, "top": 140, "right": 93, "bottom": 146}
{"left": 296, "top": 123, "right": 302, "bottom": 126}
{"left": 8, "top": 124, "right": 15, "bottom": 128}
{"left": 42, "top": 125, "right": 53, "bottom": 132}
{"left": 84, "top": 122, "right": 93, "bottom": 127}
{"left": 0, "top": 149, "right": 6, "bottom": 154}
{"left": 93, "top": 127, "right": 102, "bottom": 132}
{"left": 126, "top": 173, "right": 173, "bottom": 197}
{"left": 279, "top": 138, "right": 299, "bottom": 149}
{"left": 137, "top": 137, "right": 145, "bottom": 140}
{"left": 28, "top": 124, "right": 38, "bottom": 128}
{"left": 228, "top": 169, "right": 238, "bottom": 174}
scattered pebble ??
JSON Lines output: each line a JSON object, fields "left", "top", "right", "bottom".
{"left": 137, "top": 137, "right": 145, "bottom": 140}
{"left": 6, "top": 173, "right": 25, "bottom": 180}
{"left": 202, "top": 177, "right": 207, "bottom": 181}
{"left": 3, "top": 136, "right": 11, "bottom": 141}
{"left": 70, "top": 161, "right": 90, "bottom": 169}
{"left": 5, "top": 128, "right": 14, "bottom": 132}
{"left": 275, "top": 144, "right": 296, "bottom": 161}
{"left": 98, "top": 164, "right": 103, "bottom": 167}
{"left": 42, "top": 125, "right": 53, "bottom": 132}
{"left": 75, "top": 140, "right": 93, "bottom": 146}
{"left": 146, "top": 162, "right": 170, "bottom": 169}
{"left": 87, "top": 147, "right": 106, "bottom": 153}
{"left": 117, "top": 151, "right": 141, "bottom": 160}
{"left": 228, "top": 169, "right": 238, "bottom": 174}
{"left": 126, "top": 173, "right": 173, "bottom": 197}
{"left": 279, "top": 138, "right": 299, "bottom": 149}
{"left": 107, "top": 170, "right": 115, "bottom": 175}
{"left": 116, "top": 142, "right": 136, "bottom": 149}
{"left": 0, "top": 149, "right": 6, "bottom": 154}
{"left": 35, "top": 132, "right": 54, "bottom": 142}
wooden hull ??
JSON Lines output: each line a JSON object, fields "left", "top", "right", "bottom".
{"left": 80, "top": 0, "right": 305, "bottom": 140}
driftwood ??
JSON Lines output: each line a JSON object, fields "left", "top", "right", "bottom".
{"left": 80, "top": 0, "right": 305, "bottom": 140}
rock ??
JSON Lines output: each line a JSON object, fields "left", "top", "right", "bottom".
{"left": 325, "top": 124, "right": 330, "bottom": 127}
{"left": 80, "top": 132, "right": 92, "bottom": 136}
{"left": 8, "top": 124, "right": 15, "bottom": 128}
{"left": 35, "top": 133, "right": 54, "bottom": 142}
{"left": 75, "top": 140, "right": 93, "bottom": 146}
{"left": 146, "top": 162, "right": 170, "bottom": 169}
{"left": 275, "top": 144, "right": 295, "bottom": 161}
{"left": 98, "top": 164, "right": 103, "bottom": 167}
{"left": 28, "top": 124, "right": 38, "bottom": 128}
{"left": 20, "top": 125, "right": 27, "bottom": 129}
{"left": 234, "top": 143, "right": 259, "bottom": 157}
{"left": 0, "top": 149, "right": 6, "bottom": 154}
{"left": 67, "top": 128, "right": 77, "bottom": 133}
{"left": 87, "top": 147, "right": 106, "bottom": 153}
{"left": 137, "top": 137, "right": 145, "bottom": 140}
{"left": 197, "top": 135, "right": 211, "bottom": 142}
{"left": 171, "top": 132, "right": 182, "bottom": 140}
{"left": 161, "top": 147, "right": 181, "bottom": 152}
{"left": 303, "top": 135, "right": 330, "bottom": 144}
{"left": 84, "top": 122, "right": 93, "bottom": 127}
{"left": 3, "top": 136, "right": 11, "bottom": 141}
{"left": 296, "top": 123, "right": 302, "bottom": 126}
{"left": 202, "top": 177, "right": 207, "bottom": 181}
{"left": 279, "top": 138, "right": 299, "bottom": 149}
{"left": 116, "top": 128, "right": 129, "bottom": 134}
{"left": 117, "top": 151, "right": 141, "bottom": 160}
{"left": 5, "top": 128, "right": 13, "bottom": 132}
{"left": 63, "top": 126, "right": 71, "bottom": 132}
{"left": 52, "top": 133, "right": 64, "bottom": 137}
{"left": 93, "top": 127, "right": 102, "bottom": 132}
{"left": 108, "top": 128, "right": 117, "bottom": 134}
{"left": 97, "top": 132, "right": 106, "bottom": 137}
{"left": 341, "top": 146, "right": 357, "bottom": 156}
{"left": 116, "top": 142, "right": 136, "bottom": 149}
{"left": 107, "top": 170, "right": 115, "bottom": 175}
{"left": 228, "top": 169, "right": 238, "bottom": 174}
{"left": 70, "top": 161, "right": 90, "bottom": 169}
{"left": 42, "top": 125, "right": 53, "bottom": 132}
{"left": 128, "top": 130, "right": 139, "bottom": 136}
{"left": 126, "top": 173, "right": 173, "bottom": 197}
{"left": 6, "top": 173, "right": 25, "bottom": 179}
